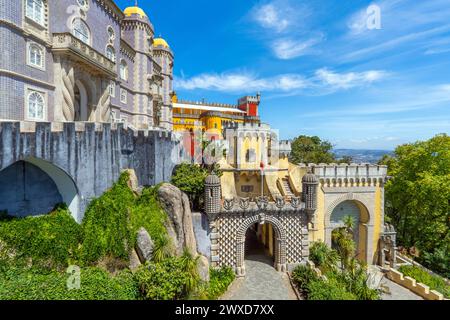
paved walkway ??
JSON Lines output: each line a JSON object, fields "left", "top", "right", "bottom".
{"left": 380, "top": 276, "right": 423, "bottom": 300}
{"left": 221, "top": 254, "right": 298, "bottom": 300}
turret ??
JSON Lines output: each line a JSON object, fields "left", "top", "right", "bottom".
{"left": 302, "top": 168, "right": 319, "bottom": 215}
{"left": 205, "top": 174, "right": 221, "bottom": 216}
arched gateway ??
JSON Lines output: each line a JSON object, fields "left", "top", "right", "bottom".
{"left": 235, "top": 215, "right": 287, "bottom": 276}
{"left": 205, "top": 173, "right": 312, "bottom": 277}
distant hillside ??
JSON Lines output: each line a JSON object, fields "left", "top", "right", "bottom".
{"left": 333, "top": 149, "right": 394, "bottom": 164}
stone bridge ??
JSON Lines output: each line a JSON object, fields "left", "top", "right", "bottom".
{"left": 0, "top": 121, "right": 179, "bottom": 222}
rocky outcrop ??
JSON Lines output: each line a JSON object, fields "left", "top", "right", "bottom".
{"left": 158, "top": 183, "right": 198, "bottom": 256}
{"left": 124, "top": 169, "right": 141, "bottom": 195}
{"left": 135, "top": 227, "right": 154, "bottom": 263}
{"left": 197, "top": 255, "right": 210, "bottom": 282}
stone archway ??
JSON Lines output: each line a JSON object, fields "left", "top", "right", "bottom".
{"left": 0, "top": 157, "right": 81, "bottom": 222}
{"left": 235, "top": 214, "right": 287, "bottom": 277}
{"left": 325, "top": 194, "right": 373, "bottom": 263}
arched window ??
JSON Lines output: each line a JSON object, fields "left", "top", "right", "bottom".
{"left": 28, "top": 43, "right": 44, "bottom": 68}
{"left": 26, "top": 0, "right": 44, "bottom": 25}
{"left": 72, "top": 18, "right": 90, "bottom": 44}
{"left": 28, "top": 91, "right": 45, "bottom": 120}
{"left": 106, "top": 45, "right": 115, "bottom": 62}
{"left": 120, "top": 60, "right": 128, "bottom": 81}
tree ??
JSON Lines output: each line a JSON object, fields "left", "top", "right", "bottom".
{"left": 289, "top": 135, "right": 336, "bottom": 164}
{"left": 339, "top": 156, "right": 353, "bottom": 165}
{"left": 171, "top": 163, "right": 222, "bottom": 210}
{"left": 332, "top": 215, "right": 356, "bottom": 269}
{"left": 383, "top": 134, "right": 450, "bottom": 275}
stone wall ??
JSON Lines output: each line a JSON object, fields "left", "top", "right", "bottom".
{"left": 0, "top": 121, "right": 179, "bottom": 222}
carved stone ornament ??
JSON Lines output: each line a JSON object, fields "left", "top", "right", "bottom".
{"left": 223, "top": 198, "right": 235, "bottom": 211}
{"left": 256, "top": 196, "right": 269, "bottom": 211}
{"left": 239, "top": 197, "right": 250, "bottom": 210}
{"left": 291, "top": 197, "right": 301, "bottom": 209}
{"left": 275, "top": 196, "right": 285, "bottom": 209}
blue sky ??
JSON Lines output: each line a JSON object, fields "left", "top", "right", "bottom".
{"left": 117, "top": 0, "right": 450, "bottom": 150}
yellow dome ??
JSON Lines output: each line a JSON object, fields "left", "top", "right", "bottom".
{"left": 124, "top": 6, "right": 147, "bottom": 18}
{"left": 153, "top": 38, "right": 170, "bottom": 48}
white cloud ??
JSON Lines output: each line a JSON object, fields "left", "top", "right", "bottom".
{"left": 175, "top": 72, "right": 308, "bottom": 93}
{"left": 175, "top": 68, "right": 387, "bottom": 93}
{"left": 315, "top": 68, "right": 388, "bottom": 89}
{"left": 272, "top": 34, "right": 324, "bottom": 59}
{"left": 252, "top": 3, "right": 290, "bottom": 33}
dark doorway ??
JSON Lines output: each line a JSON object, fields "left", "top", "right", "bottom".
{"left": 244, "top": 223, "right": 275, "bottom": 266}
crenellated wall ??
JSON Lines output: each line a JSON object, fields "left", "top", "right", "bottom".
{"left": 0, "top": 121, "right": 179, "bottom": 222}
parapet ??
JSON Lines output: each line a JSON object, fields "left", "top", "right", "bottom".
{"left": 223, "top": 122, "right": 271, "bottom": 131}
{"left": 298, "top": 163, "right": 388, "bottom": 186}
{"left": 0, "top": 121, "right": 173, "bottom": 139}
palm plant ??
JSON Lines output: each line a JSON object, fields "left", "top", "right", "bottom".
{"left": 152, "top": 235, "right": 171, "bottom": 263}
{"left": 180, "top": 249, "right": 201, "bottom": 295}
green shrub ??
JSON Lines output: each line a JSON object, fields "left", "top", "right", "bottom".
{"left": 418, "top": 246, "right": 450, "bottom": 279}
{"left": 292, "top": 265, "right": 319, "bottom": 295}
{"left": 309, "top": 241, "right": 339, "bottom": 273}
{"left": 0, "top": 205, "right": 82, "bottom": 270}
{"left": 399, "top": 265, "right": 449, "bottom": 298}
{"left": 134, "top": 257, "right": 197, "bottom": 300}
{"left": 0, "top": 265, "right": 139, "bottom": 300}
{"left": 81, "top": 172, "right": 135, "bottom": 264}
{"left": 207, "top": 266, "right": 235, "bottom": 300}
{"left": 130, "top": 186, "right": 170, "bottom": 250}
{"left": 307, "top": 276, "right": 357, "bottom": 300}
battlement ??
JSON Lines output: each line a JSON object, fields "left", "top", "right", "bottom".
{"left": 277, "top": 140, "right": 292, "bottom": 155}
{"left": 176, "top": 99, "right": 238, "bottom": 109}
{"left": 223, "top": 122, "right": 271, "bottom": 131}
{"left": 299, "top": 163, "right": 388, "bottom": 184}
{"left": 238, "top": 94, "right": 261, "bottom": 105}
{"left": 0, "top": 121, "right": 173, "bottom": 139}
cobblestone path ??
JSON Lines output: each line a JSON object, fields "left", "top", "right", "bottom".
{"left": 222, "top": 254, "right": 298, "bottom": 300}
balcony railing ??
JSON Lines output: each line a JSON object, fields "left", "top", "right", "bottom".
{"left": 52, "top": 33, "right": 116, "bottom": 77}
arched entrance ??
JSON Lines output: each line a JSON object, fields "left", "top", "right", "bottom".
{"left": 74, "top": 80, "right": 90, "bottom": 121}
{"left": 329, "top": 200, "right": 370, "bottom": 262}
{"left": 236, "top": 215, "right": 286, "bottom": 277}
{"left": 0, "top": 158, "right": 80, "bottom": 222}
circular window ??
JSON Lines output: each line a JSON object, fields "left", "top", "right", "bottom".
{"left": 107, "top": 26, "right": 115, "bottom": 41}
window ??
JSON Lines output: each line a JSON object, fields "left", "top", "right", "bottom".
{"left": 106, "top": 45, "right": 115, "bottom": 62}
{"left": 28, "top": 43, "right": 44, "bottom": 69}
{"left": 120, "top": 60, "right": 128, "bottom": 80}
{"left": 109, "top": 80, "right": 115, "bottom": 97}
{"left": 120, "top": 89, "right": 127, "bottom": 104}
{"left": 26, "top": 0, "right": 44, "bottom": 25}
{"left": 27, "top": 90, "right": 45, "bottom": 120}
{"left": 107, "top": 26, "right": 115, "bottom": 41}
{"left": 72, "top": 18, "right": 90, "bottom": 44}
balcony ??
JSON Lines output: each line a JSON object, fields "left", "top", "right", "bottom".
{"left": 52, "top": 33, "right": 116, "bottom": 78}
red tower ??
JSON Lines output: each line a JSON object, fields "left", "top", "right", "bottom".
{"left": 237, "top": 93, "right": 261, "bottom": 117}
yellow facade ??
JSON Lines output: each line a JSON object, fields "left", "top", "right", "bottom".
{"left": 172, "top": 94, "right": 246, "bottom": 135}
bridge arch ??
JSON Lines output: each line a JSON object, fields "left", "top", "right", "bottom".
{"left": 0, "top": 157, "right": 80, "bottom": 222}
{"left": 235, "top": 214, "right": 287, "bottom": 277}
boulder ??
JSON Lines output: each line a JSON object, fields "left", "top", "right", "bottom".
{"left": 124, "top": 169, "right": 141, "bottom": 195}
{"left": 135, "top": 227, "right": 154, "bottom": 263}
{"left": 128, "top": 248, "right": 142, "bottom": 272}
{"left": 197, "top": 255, "right": 210, "bottom": 282}
{"left": 158, "top": 183, "right": 198, "bottom": 256}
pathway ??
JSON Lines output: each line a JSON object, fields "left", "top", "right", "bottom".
{"left": 221, "top": 254, "right": 298, "bottom": 300}
{"left": 380, "top": 277, "right": 423, "bottom": 300}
